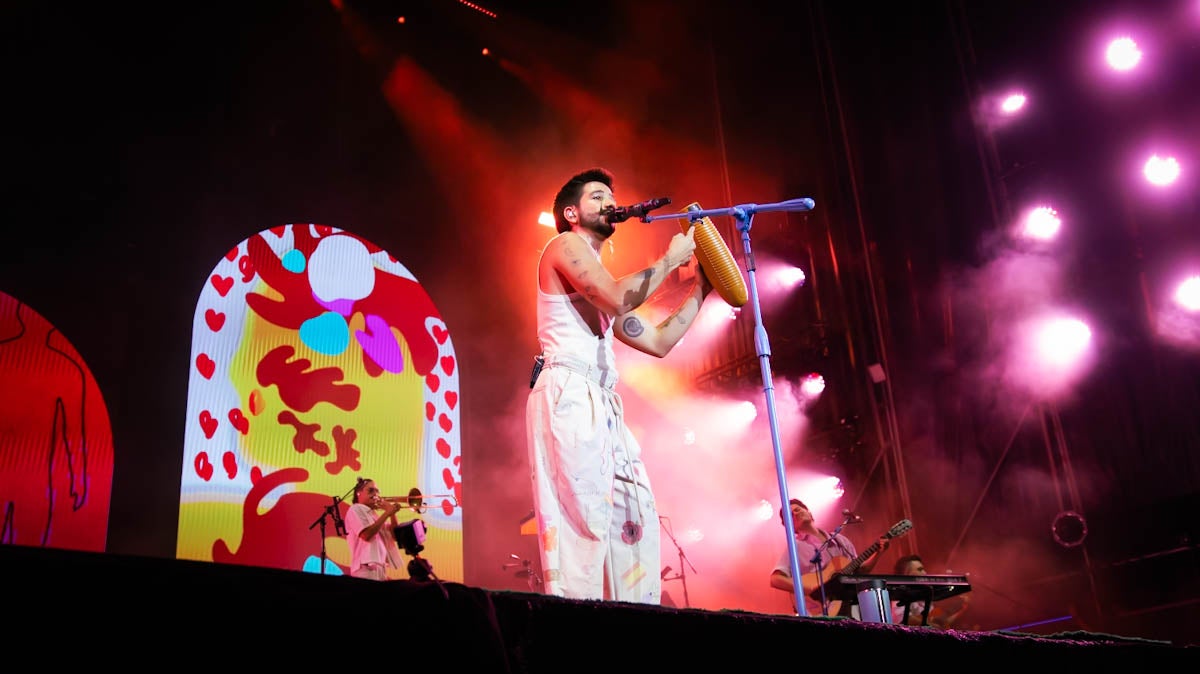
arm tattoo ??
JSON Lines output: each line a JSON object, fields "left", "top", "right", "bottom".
{"left": 622, "top": 316, "right": 645, "bottom": 337}
{"left": 621, "top": 268, "right": 654, "bottom": 310}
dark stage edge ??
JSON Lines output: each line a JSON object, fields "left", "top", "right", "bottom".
{"left": 3, "top": 544, "right": 1194, "bottom": 669}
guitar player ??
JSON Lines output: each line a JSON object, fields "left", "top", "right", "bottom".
{"left": 769, "top": 498, "right": 891, "bottom": 617}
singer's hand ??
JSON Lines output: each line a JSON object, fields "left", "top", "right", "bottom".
{"left": 665, "top": 228, "right": 697, "bottom": 270}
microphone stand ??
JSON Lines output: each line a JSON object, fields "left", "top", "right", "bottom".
{"left": 658, "top": 515, "right": 697, "bottom": 608}
{"left": 308, "top": 485, "right": 355, "bottom": 575}
{"left": 646, "top": 197, "right": 816, "bottom": 616}
{"left": 809, "top": 515, "right": 854, "bottom": 616}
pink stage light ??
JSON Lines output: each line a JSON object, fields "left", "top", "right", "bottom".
{"left": 1106, "top": 36, "right": 1142, "bottom": 71}
{"left": 1143, "top": 154, "right": 1181, "bottom": 186}
{"left": 1021, "top": 206, "right": 1062, "bottom": 241}
{"left": 777, "top": 266, "right": 807, "bottom": 288}
{"left": 1034, "top": 317, "right": 1093, "bottom": 369}
{"left": 799, "top": 373, "right": 826, "bottom": 402}
{"left": 756, "top": 499, "right": 776, "bottom": 522}
{"left": 1000, "top": 92, "right": 1027, "bottom": 114}
{"left": 734, "top": 400, "right": 759, "bottom": 425}
{"left": 1175, "top": 276, "right": 1200, "bottom": 312}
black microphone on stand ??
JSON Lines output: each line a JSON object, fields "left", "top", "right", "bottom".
{"left": 331, "top": 496, "right": 347, "bottom": 536}
{"left": 842, "top": 509, "right": 864, "bottom": 524}
{"left": 604, "top": 197, "right": 672, "bottom": 223}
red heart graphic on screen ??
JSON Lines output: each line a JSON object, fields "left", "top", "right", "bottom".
{"left": 222, "top": 451, "right": 238, "bottom": 479}
{"left": 200, "top": 410, "right": 218, "bottom": 439}
{"left": 205, "top": 309, "right": 225, "bottom": 331}
{"left": 436, "top": 438, "right": 452, "bottom": 459}
{"left": 425, "top": 402, "right": 436, "bottom": 421}
{"left": 426, "top": 374, "right": 440, "bottom": 392}
{"left": 194, "top": 452, "right": 214, "bottom": 481}
{"left": 210, "top": 274, "right": 234, "bottom": 297}
{"left": 440, "top": 356, "right": 455, "bottom": 376}
{"left": 432, "top": 325, "right": 449, "bottom": 344}
{"left": 196, "top": 353, "right": 215, "bottom": 379}
{"left": 238, "top": 255, "right": 255, "bottom": 282}
{"left": 228, "top": 408, "right": 249, "bottom": 435}
{"left": 445, "top": 391, "right": 457, "bottom": 409}
{"left": 438, "top": 413, "right": 452, "bottom": 432}
{"left": 225, "top": 247, "right": 238, "bottom": 262}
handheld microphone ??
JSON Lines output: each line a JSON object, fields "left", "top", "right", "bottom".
{"left": 842, "top": 509, "right": 864, "bottom": 524}
{"left": 604, "top": 197, "right": 672, "bottom": 223}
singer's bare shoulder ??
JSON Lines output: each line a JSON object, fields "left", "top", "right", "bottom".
{"left": 539, "top": 232, "right": 589, "bottom": 295}
{"left": 539, "top": 231, "right": 617, "bottom": 309}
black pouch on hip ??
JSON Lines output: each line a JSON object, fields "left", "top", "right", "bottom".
{"left": 529, "top": 354, "right": 545, "bottom": 389}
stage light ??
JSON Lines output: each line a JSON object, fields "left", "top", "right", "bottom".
{"left": 394, "top": 518, "right": 426, "bottom": 556}
{"left": 756, "top": 500, "right": 775, "bottom": 521}
{"left": 778, "top": 266, "right": 806, "bottom": 288}
{"left": 682, "top": 427, "right": 696, "bottom": 445}
{"left": 537, "top": 211, "right": 555, "bottom": 228}
{"left": 1000, "top": 92, "right": 1027, "bottom": 114}
{"left": 799, "top": 373, "right": 826, "bottom": 405}
{"left": 1051, "top": 510, "right": 1088, "bottom": 547}
{"left": 1143, "top": 154, "right": 1180, "bottom": 186}
{"left": 1175, "top": 276, "right": 1200, "bottom": 311}
{"left": 456, "top": 0, "right": 497, "bottom": 19}
{"left": 1034, "top": 317, "right": 1092, "bottom": 368}
{"left": 735, "top": 400, "right": 758, "bottom": 425}
{"left": 393, "top": 518, "right": 436, "bottom": 581}
{"left": 1021, "top": 206, "right": 1061, "bottom": 241}
{"left": 1105, "top": 36, "right": 1142, "bottom": 71}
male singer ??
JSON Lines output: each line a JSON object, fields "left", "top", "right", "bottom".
{"left": 526, "top": 167, "right": 712, "bottom": 603}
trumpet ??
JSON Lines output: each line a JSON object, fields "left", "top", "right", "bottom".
{"left": 377, "top": 489, "right": 461, "bottom": 510}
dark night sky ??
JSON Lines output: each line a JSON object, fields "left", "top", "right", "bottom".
{"left": 5, "top": 0, "right": 1199, "bottom": 644}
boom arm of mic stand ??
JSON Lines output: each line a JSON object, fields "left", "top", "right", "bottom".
{"left": 642, "top": 197, "right": 815, "bottom": 228}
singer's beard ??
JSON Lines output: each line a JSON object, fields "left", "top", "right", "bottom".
{"left": 582, "top": 215, "right": 615, "bottom": 241}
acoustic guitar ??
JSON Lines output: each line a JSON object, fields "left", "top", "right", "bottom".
{"left": 799, "top": 519, "right": 913, "bottom": 613}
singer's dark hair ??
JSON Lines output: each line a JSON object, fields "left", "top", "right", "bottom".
{"left": 553, "top": 167, "right": 614, "bottom": 233}
{"left": 779, "top": 498, "right": 807, "bottom": 525}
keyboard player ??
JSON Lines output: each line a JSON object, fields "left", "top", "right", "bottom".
{"left": 891, "top": 554, "right": 971, "bottom": 628}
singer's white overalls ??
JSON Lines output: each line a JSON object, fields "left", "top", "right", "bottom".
{"left": 526, "top": 239, "right": 661, "bottom": 603}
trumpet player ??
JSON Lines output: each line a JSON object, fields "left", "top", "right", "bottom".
{"left": 345, "top": 477, "right": 404, "bottom": 581}
{"left": 526, "top": 167, "right": 713, "bottom": 604}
